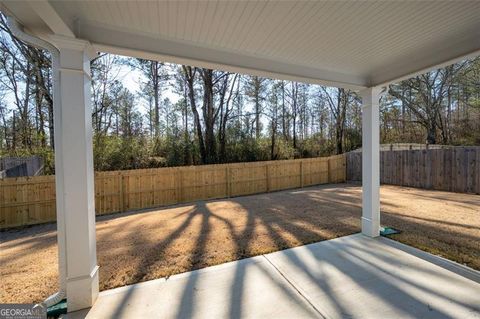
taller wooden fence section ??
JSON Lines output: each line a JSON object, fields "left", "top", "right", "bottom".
{"left": 0, "top": 155, "right": 345, "bottom": 229}
{"left": 0, "top": 156, "right": 44, "bottom": 178}
{"left": 346, "top": 147, "right": 480, "bottom": 194}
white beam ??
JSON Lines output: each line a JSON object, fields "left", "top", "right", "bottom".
{"left": 79, "top": 23, "right": 367, "bottom": 90}
{"left": 360, "top": 87, "right": 381, "bottom": 237}
{"left": 27, "top": 0, "right": 75, "bottom": 37}
{"left": 53, "top": 36, "right": 98, "bottom": 312}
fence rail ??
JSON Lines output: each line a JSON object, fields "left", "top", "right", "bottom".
{"left": 346, "top": 147, "right": 480, "bottom": 194}
{"left": 0, "top": 155, "right": 346, "bottom": 229}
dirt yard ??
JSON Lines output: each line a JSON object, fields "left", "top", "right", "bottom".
{"left": 1, "top": 183, "right": 479, "bottom": 304}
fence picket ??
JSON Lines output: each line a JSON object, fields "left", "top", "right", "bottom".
{"left": 346, "top": 147, "right": 480, "bottom": 195}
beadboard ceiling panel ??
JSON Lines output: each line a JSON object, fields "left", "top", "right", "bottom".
{"left": 2, "top": 0, "right": 480, "bottom": 89}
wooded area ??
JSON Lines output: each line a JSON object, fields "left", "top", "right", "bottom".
{"left": 346, "top": 147, "right": 480, "bottom": 194}
{"left": 0, "top": 13, "right": 479, "bottom": 174}
{"left": 0, "top": 154, "right": 345, "bottom": 229}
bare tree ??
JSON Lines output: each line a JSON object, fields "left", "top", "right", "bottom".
{"left": 320, "top": 87, "right": 356, "bottom": 154}
{"left": 245, "top": 76, "right": 266, "bottom": 140}
{"left": 388, "top": 64, "right": 464, "bottom": 144}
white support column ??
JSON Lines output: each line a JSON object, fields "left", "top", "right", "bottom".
{"left": 360, "top": 87, "right": 381, "bottom": 237}
{"left": 53, "top": 36, "right": 99, "bottom": 311}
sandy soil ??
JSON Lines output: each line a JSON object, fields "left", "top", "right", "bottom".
{"left": 1, "top": 183, "right": 479, "bottom": 303}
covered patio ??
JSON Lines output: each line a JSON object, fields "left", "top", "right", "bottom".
{"left": 1, "top": 1, "right": 479, "bottom": 317}
{"left": 67, "top": 234, "right": 480, "bottom": 319}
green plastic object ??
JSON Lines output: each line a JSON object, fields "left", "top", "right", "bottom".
{"left": 380, "top": 226, "right": 400, "bottom": 236}
{"left": 47, "top": 299, "right": 67, "bottom": 318}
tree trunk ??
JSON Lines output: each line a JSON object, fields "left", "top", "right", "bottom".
{"left": 255, "top": 79, "right": 261, "bottom": 139}
{"left": 183, "top": 66, "right": 207, "bottom": 163}
{"left": 270, "top": 120, "right": 277, "bottom": 160}
{"left": 426, "top": 124, "right": 437, "bottom": 144}
{"left": 201, "top": 69, "right": 217, "bottom": 164}
{"left": 183, "top": 84, "right": 190, "bottom": 165}
{"left": 34, "top": 80, "right": 46, "bottom": 147}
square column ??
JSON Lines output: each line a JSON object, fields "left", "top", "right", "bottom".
{"left": 360, "top": 87, "right": 381, "bottom": 237}
{"left": 53, "top": 36, "right": 99, "bottom": 311}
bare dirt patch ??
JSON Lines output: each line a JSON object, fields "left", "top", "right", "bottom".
{"left": 1, "top": 183, "right": 479, "bottom": 303}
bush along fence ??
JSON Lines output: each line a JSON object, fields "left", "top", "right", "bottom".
{"left": 346, "top": 146, "right": 480, "bottom": 194}
{"left": 0, "top": 154, "right": 346, "bottom": 229}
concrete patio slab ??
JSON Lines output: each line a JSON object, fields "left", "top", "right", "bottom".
{"left": 266, "top": 234, "right": 480, "bottom": 319}
{"left": 66, "top": 234, "right": 480, "bottom": 319}
{"left": 66, "top": 255, "right": 321, "bottom": 319}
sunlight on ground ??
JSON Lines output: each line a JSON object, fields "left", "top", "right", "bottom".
{"left": 0, "top": 183, "right": 479, "bottom": 303}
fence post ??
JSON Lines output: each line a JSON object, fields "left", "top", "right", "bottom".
{"left": 266, "top": 164, "right": 270, "bottom": 192}
{"left": 300, "top": 160, "right": 304, "bottom": 188}
{"left": 327, "top": 157, "right": 331, "bottom": 183}
{"left": 226, "top": 166, "right": 231, "bottom": 197}
{"left": 118, "top": 172, "right": 124, "bottom": 213}
{"left": 176, "top": 168, "right": 183, "bottom": 203}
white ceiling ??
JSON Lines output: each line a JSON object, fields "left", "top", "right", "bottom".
{"left": 2, "top": 0, "right": 480, "bottom": 89}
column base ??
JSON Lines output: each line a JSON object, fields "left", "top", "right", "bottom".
{"left": 361, "top": 217, "right": 380, "bottom": 238}
{"left": 67, "top": 265, "right": 99, "bottom": 312}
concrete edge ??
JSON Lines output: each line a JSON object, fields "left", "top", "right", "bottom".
{"left": 99, "top": 255, "right": 266, "bottom": 297}
{"left": 101, "top": 234, "right": 480, "bottom": 300}
{"left": 377, "top": 236, "right": 480, "bottom": 284}
{"left": 100, "top": 234, "right": 364, "bottom": 297}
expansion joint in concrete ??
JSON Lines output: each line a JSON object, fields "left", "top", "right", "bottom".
{"left": 262, "top": 255, "right": 327, "bottom": 319}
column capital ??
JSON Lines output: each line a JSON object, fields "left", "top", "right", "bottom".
{"left": 49, "top": 35, "right": 97, "bottom": 60}
{"left": 359, "top": 86, "right": 383, "bottom": 101}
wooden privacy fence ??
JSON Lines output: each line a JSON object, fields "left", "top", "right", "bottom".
{"left": 0, "top": 154, "right": 346, "bottom": 229}
{"left": 346, "top": 147, "right": 480, "bottom": 194}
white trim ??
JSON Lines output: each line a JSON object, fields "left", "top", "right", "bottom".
{"left": 81, "top": 23, "right": 367, "bottom": 90}
{"left": 50, "top": 34, "right": 98, "bottom": 61}
{"left": 59, "top": 67, "right": 92, "bottom": 80}
{"left": 95, "top": 42, "right": 366, "bottom": 90}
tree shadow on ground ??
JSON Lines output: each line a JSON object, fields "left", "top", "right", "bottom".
{"left": 2, "top": 183, "right": 479, "bottom": 308}
{"left": 164, "top": 195, "right": 478, "bottom": 318}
